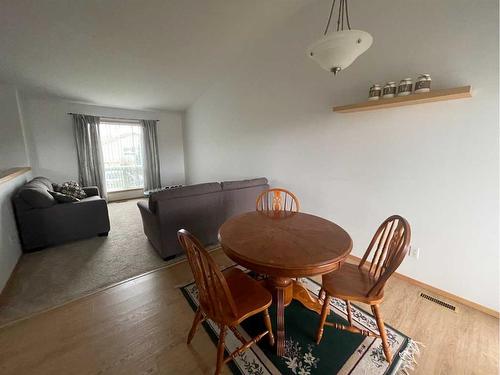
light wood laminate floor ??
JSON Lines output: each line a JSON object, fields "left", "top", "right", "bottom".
{"left": 0, "top": 249, "right": 498, "bottom": 374}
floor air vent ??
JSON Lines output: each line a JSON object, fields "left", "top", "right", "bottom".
{"left": 419, "top": 292, "right": 457, "bottom": 311}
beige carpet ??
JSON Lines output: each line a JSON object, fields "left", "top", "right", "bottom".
{"left": 0, "top": 198, "right": 178, "bottom": 326}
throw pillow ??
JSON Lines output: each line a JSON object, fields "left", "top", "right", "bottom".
{"left": 54, "top": 181, "right": 87, "bottom": 200}
{"left": 48, "top": 190, "right": 80, "bottom": 203}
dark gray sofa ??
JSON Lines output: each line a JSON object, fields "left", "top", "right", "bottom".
{"left": 137, "top": 177, "right": 269, "bottom": 259}
{"left": 13, "top": 177, "right": 110, "bottom": 251}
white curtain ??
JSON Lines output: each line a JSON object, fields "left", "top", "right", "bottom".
{"left": 141, "top": 120, "right": 161, "bottom": 192}
{"left": 73, "top": 114, "right": 107, "bottom": 199}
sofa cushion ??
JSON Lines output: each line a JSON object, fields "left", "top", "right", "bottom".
{"left": 48, "top": 191, "right": 80, "bottom": 203}
{"left": 77, "top": 195, "right": 103, "bottom": 203}
{"left": 153, "top": 182, "right": 221, "bottom": 199}
{"left": 149, "top": 182, "right": 221, "bottom": 213}
{"left": 222, "top": 180, "right": 269, "bottom": 220}
{"left": 221, "top": 177, "right": 268, "bottom": 190}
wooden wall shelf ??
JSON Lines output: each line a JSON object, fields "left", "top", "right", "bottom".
{"left": 0, "top": 167, "right": 31, "bottom": 186}
{"left": 333, "top": 86, "right": 472, "bottom": 113}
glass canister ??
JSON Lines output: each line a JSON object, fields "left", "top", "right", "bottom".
{"left": 397, "top": 78, "right": 413, "bottom": 96}
{"left": 415, "top": 74, "right": 432, "bottom": 93}
{"left": 382, "top": 82, "right": 397, "bottom": 98}
{"left": 368, "top": 84, "right": 382, "bottom": 100}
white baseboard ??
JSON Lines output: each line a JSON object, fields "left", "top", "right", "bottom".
{"left": 108, "top": 188, "right": 144, "bottom": 202}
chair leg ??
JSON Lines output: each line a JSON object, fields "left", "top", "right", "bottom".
{"left": 345, "top": 300, "right": 352, "bottom": 325}
{"left": 262, "top": 309, "right": 275, "bottom": 346}
{"left": 318, "top": 287, "right": 326, "bottom": 302}
{"left": 315, "top": 294, "right": 331, "bottom": 344}
{"left": 187, "top": 307, "right": 204, "bottom": 344}
{"left": 371, "top": 304, "right": 393, "bottom": 363}
{"left": 215, "top": 325, "right": 227, "bottom": 375}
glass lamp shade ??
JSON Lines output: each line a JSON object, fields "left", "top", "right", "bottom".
{"left": 307, "top": 29, "right": 373, "bottom": 74}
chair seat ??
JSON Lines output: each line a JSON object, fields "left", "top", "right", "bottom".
{"left": 223, "top": 268, "right": 273, "bottom": 325}
{"left": 322, "top": 263, "right": 384, "bottom": 304}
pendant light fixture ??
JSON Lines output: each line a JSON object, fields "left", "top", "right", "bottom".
{"left": 307, "top": 0, "right": 372, "bottom": 75}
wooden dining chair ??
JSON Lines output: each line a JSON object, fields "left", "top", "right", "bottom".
{"left": 178, "top": 229, "right": 275, "bottom": 375}
{"left": 315, "top": 215, "right": 411, "bottom": 363}
{"left": 255, "top": 188, "right": 300, "bottom": 282}
{"left": 256, "top": 188, "right": 300, "bottom": 213}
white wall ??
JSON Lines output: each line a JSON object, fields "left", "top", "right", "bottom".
{"left": 184, "top": 0, "right": 499, "bottom": 310}
{"left": 0, "top": 172, "right": 31, "bottom": 291}
{"left": 0, "top": 84, "right": 29, "bottom": 171}
{"left": 20, "top": 95, "right": 185, "bottom": 186}
{"left": 0, "top": 84, "right": 30, "bottom": 292}
{"left": 0, "top": 83, "right": 31, "bottom": 291}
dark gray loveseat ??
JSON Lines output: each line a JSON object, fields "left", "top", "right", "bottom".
{"left": 13, "top": 177, "right": 110, "bottom": 251}
{"left": 137, "top": 177, "right": 269, "bottom": 259}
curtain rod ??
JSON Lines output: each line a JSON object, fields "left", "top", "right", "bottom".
{"left": 67, "top": 113, "right": 159, "bottom": 122}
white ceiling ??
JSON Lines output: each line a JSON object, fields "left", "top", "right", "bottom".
{"left": 0, "top": 0, "right": 306, "bottom": 111}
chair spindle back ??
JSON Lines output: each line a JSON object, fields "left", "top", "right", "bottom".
{"left": 256, "top": 188, "right": 300, "bottom": 213}
{"left": 359, "top": 215, "right": 411, "bottom": 297}
{"left": 178, "top": 229, "right": 238, "bottom": 323}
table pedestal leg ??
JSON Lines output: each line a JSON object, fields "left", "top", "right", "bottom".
{"left": 269, "top": 277, "right": 292, "bottom": 356}
{"left": 292, "top": 279, "right": 324, "bottom": 315}
{"left": 267, "top": 277, "right": 330, "bottom": 356}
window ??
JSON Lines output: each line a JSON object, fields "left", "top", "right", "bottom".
{"left": 99, "top": 120, "right": 144, "bottom": 192}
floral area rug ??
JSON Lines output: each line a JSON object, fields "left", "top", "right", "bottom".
{"left": 180, "top": 267, "right": 419, "bottom": 374}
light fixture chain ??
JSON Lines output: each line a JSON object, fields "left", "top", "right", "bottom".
{"left": 336, "top": 0, "right": 342, "bottom": 31}
{"left": 323, "top": 0, "right": 337, "bottom": 35}
{"left": 345, "top": 0, "right": 351, "bottom": 30}
{"left": 341, "top": 0, "right": 345, "bottom": 31}
{"left": 323, "top": 0, "right": 352, "bottom": 34}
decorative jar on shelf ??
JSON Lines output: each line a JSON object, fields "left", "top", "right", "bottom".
{"left": 415, "top": 74, "right": 432, "bottom": 93}
{"left": 397, "top": 78, "right": 413, "bottom": 96}
{"left": 382, "top": 82, "right": 397, "bottom": 98}
{"left": 368, "top": 84, "right": 382, "bottom": 100}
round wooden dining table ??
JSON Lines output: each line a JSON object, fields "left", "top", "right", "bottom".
{"left": 218, "top": 210, "right": 352, "bottom": 356}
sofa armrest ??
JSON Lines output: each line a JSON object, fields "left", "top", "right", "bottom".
{"left": 137, "top": 200, "right": 153, "bottom": 219}
{"left": 137, "top": 200, "right": 162, "bottom": 254}
{"left": 83, "top": 186, "right": 99, "bottom": 197}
